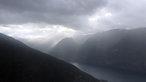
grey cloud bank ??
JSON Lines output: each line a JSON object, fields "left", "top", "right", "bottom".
{"left": 0, "top": 0, "right": 107, "bottom": 30}
{"left": 0, "top": 0, "right": 146, "bottom": 46}
{"left": 105, "top": 0, "right": 146, "bottom": 29}
{"left": 1, "top": 0, "right": 146, "bottom": 57}
{"left": 1, "top": 0, "right": 146, "bottom": 30}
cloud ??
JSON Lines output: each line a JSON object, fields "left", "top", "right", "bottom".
{"left": 78, "top": 0, "right": 146, "bottom": 33}
{"left": 0, "top": 23, "right": 79, "bottom": 52}
{"left": 1, "top": 0, "right": 146, "bottom": 31}
{"left": 0, "top": 23, "right": 77, "bottom": 40}
{"left": 101, "top": 0, "right": 146, "bottom": 29}
{"left": 0, "top": 0, "right": 107, "bottom": 29}
{"left": 1, "top": 0, "right": 146, "bottom": 52}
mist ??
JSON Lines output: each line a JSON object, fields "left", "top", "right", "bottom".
{"left": 1, "top": 0, "right": 146, "bottom": 51}
{"left": 1, "top": 0, "right": 146, "bottom": 82}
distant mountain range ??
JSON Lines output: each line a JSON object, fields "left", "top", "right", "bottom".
{"left": 51, "top": 28, "right": 146, "bottom": 73}
{"left": 0, "top": 33, "right": 101, "bottom": 82}
{"left": 49, "top": 38, "right": 79, "bottom": 62}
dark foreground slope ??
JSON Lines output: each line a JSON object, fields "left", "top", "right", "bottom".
{"left": 0, "top": 33, "right": 101, "bottom": 82}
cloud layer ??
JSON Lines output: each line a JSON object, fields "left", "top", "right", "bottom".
{"left": 1, "top": 0, "right": 146, "bottom": 31}
{"left": 1, "top": 0, "right": 146, "bottom": 52}
{"left": 0, "top": 0, "right": 107, "bottom": 29}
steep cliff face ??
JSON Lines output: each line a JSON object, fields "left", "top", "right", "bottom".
{"left": 77, "top": 28, "right": 146, "bottom": 73}
{"left": 0, "top": 33, "right": 101, "bottom": 82}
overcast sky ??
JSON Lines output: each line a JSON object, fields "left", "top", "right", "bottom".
{"left": 0, "top": 0, "right": 146, "bottom": 50}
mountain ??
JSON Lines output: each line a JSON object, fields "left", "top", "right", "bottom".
{"left": 0, "top": 33, "right": 102, "bottom": 82}
{"left": 77, "top": 28, "right": 146, "bottom": 73}
{"left": 49, "top": 38, "right": 79, "bottom": 62}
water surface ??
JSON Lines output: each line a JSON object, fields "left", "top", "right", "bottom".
{"left": 73, "top": 63, "right": 146, "bottom": 82}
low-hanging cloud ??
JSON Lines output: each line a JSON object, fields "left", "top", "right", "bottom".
{"left": 1, "top": 0, "right": 146, "bottom": 53}
{"left": 0, "top": 0, "right": 146, "bottom": 31}
{"left": 100, "top": 0, "right": 146, "bottom": 29}
{"left": 0, "top": 0, "right": 107, "bottom": 29}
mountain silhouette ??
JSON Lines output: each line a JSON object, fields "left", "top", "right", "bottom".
{"left": 0, "top": 33, "right": 101, "bottom": 82}
{"left": 77, "top": 28, "right": 146, "bottom": 73}
{"left": 50, "top": 38, "right": 79, "bottom": 62}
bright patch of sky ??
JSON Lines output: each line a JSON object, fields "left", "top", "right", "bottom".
{"left": 0, "top": 23, "right": 78, "bottom": 48}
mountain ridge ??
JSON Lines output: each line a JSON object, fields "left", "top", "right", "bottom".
{"left": 77, "top": 28, "right": 146, "bottom": 73}
{"left": 0, "top": 33, "right": 101, "bottom": 82}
